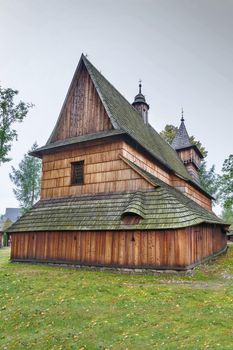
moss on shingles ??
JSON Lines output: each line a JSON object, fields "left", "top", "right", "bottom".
{"left": 8, "top": 165, "right": 223, "bottom": 233}
{"left": 33, "top": 55, "right": 193, "bottom": 183}
{"left": 83, "top": 55, "right": 192, "bottom": 181}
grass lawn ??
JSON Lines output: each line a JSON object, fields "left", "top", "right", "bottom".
{"left": 1, "top": 247, "right": 233, "bottom": 349}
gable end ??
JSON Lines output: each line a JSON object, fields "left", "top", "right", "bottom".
{"left": 48, "top": 58, "right": 113, "bottom": 144}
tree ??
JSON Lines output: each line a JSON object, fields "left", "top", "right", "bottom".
{"left": 9, "top": 142, "right": 41, "bottom": 211}
{"left": 199, "top": 161, "right": 219, "bottom": 197}
{"left": 221, "top": 206, "right": 233, "bottom": 224}
{"left": 189, "top": 136, "right": 208, "bottom": 159}
{"left": 218, "top": 154, "right": 233, "bottom": 209}
{"left": 0, "top": 85, "right": 33, "bottom": 164}
{"left": 160, "top": 124, "right": 178, "bottom": 145}
{"left": 2, "top": 219, "right": 13, "bottom": 246}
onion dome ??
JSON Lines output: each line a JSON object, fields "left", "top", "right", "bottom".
{"left": 132, "top": 81, "right": 149, "bottom": 124}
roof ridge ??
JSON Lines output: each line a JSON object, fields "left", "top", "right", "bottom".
{"left": 43, "top": 54, "right": 208, "bottom": 195}
{"left": 82, "top": 56, "right": 193, "bottom": 180}
{"left": 82, "top": 55, "right": 142, "bottom": 123}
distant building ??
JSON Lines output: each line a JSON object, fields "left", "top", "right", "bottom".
{"left": 2, "top": 208, "right": 20, "bottom": 223}
{"left": 0, "top": 208, "right": 20, "bottom": 247}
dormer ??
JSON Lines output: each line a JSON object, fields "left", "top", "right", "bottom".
{"left": 121, "top": 191, "right": 145, "bottom": 225}
{"left": 171, "top": 112, "right": 203, "bottom": 184}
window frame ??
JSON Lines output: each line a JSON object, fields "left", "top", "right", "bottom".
{"left": 70, "top": 160, "right": 84, "bottom": 186}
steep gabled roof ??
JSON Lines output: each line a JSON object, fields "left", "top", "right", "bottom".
{"left": 7, "top": 164, "right": 223, "bottom": 233}
{"left": 34, "top": 54, "right": 192, "bottom": 182}
{"left": 81, "top": 55, "right": 192, "bottom": 180}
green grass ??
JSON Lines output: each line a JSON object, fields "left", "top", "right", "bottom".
{"left": 1, "top": 247, "right": 233, "bottom": 349}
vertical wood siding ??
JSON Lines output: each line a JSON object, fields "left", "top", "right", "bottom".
{"left": 50, "top": 63, "right": 112, "bottom": 143}
{"left": 11, "top": 225, "right": 226, "bottom": 269}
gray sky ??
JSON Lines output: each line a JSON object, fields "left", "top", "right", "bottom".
{"left": 0, "top": 0, "right": 232, "bottom": 214}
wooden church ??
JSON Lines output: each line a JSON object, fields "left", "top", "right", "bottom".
{"left": 8, "top": 54, "right": 227, "bottom": 270}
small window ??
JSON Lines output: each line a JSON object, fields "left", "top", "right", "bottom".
{"left": 71, "top": 161, "right": 84, "bottom": 185}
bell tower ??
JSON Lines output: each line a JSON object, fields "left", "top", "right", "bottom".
{"left": 171, "top": 110, "right": 203, "bottom": 183}
{"left": 132, "top": 81, "right": 149, "bottom": 124}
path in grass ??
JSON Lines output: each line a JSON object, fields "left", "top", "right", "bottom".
{"left": 0, "top": 247, "right": 233, "bottom": 350}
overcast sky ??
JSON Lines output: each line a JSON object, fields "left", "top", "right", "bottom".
{"left": 0, "top": 0, "right": 232, "bottom": 214}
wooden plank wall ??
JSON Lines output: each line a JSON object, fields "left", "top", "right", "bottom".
{"left": 178, "top": 149, "right": 202, "bottom": 169}
{"left": 50, "top": 63, "right": 112, "bottom": 143}
{"left": 41, "top": 138, "right": 212, "bottom": 210}
{"left": 11, "top": 225, "right": 226, "bottom": 269}
{"left": 41, "top": 140, "right": 153, "bottom": 199}
{"left": 177, "top": 149, "right": 200, "bottom": 184}
{"left": 121, "top": 143, "right": 172, "bottom": 185}
{"left": 121, "top": 142, "right": 212, "bottom": 210}
{"left": 183, "top": 183, "right": 211, "bottom": 210}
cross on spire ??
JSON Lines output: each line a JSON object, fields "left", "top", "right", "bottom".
{"left": 181, "top": 107, "right": 184, "bottom": 122}
{"left": 139, "top": 79, "right": 142, "bottom": 94}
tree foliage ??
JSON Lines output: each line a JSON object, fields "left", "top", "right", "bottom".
{"left": 9, "top": 142, "right": 41, "bottom": 211}
{"left": 0, "top": 85, "right": 33, "bottom": 164}
{"left": 218, "top": 155, "right": 233, "bottom": 209}
{"left": 160, "top": 124, "right": 178, "bottom": 145}
{"left": 189, "top": 136, "right": 208, "bottom": 159}
{"left": 221, "top": 206, "right": 233, "bottom": 226}
{"left": 2, "top": 219, "right": 13, "bottom": 232}
{"left": 199, "top": 161, "right": 219, "bottom": 198}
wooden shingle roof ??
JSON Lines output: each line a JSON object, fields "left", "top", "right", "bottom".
{"left": 8, "top": 166, "right": 223, "bottom": 233}
{"left": 171, "top": 117, "right": 204, "bottom": 159}
{"left": 31, "top": 130, "right": 125, "bottom": 155}
{"left": 81, "top": 55, "right": 193, "bottom": 180}
{"left": 33, "top": 55, "right": 193, "bottom": 182}
{"left": 171, "top": 118, "right": 192, "bottom": 150}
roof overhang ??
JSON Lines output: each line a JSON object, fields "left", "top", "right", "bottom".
{"left": 30, "top": 130, "right": 126, "bottom": 158}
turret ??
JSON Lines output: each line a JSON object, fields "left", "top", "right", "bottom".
{"left": 132, "top": 81, "right": 149, "bottom": 124}
{"left": 171, "top": 110, "right": 203, "bottom": 183}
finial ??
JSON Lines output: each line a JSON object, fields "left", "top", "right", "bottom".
{"left": 181, "top": 107, "right": 184, "bottom": 122}
{"left": 139, "top": 79, "right": 142, "bottom": 94}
